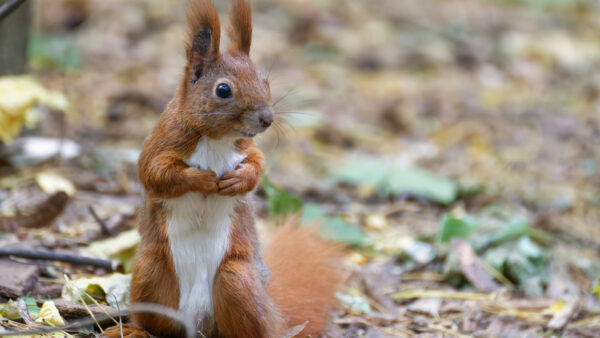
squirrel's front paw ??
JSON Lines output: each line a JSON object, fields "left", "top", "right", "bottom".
{"left": 184, "top": 168, "right": 219, "bottom": 194}
{"left": 218, "top": 164, "right": 259, "bottom": 196}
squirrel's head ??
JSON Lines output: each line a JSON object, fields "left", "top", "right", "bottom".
{"left": 179, "top": 0, "right": 273, "bottom": 139}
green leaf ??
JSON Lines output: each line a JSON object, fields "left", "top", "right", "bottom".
{"left": 300, "top": 203, "right": 326, "bottom": 223}
{"left": 331, "top": 160, "right": 458, "bottom": 205}
{"left": 384, "top": 167, "right": 458, "bottom": 205}
{"left": 438, "top": 213, "right": 478, "bottom": 243}
{"left": 330, "top": 161, "right": 388, "bottom": 187}
{"left": 483, "top": 237, "right": 549, "bottom": 297}
{"left": 263, "top": 177, "right": 303, "bottom": 217}
{"left": 29, "top": 33, "right": 81, "bottom": 71}
{"left": 300, "top": 203, "right": 365, "bottom": 245}
{"left": 516, "top": 236, "right": 546, "bottom": 260}
{"left": 321, "top": 217, "right": 365, "bottom": 245}
{"left": 490, "top": 217, "right": 530, "bottom": 244}
{"left": 22, "top": 296, "right": 40, "bottom": 317}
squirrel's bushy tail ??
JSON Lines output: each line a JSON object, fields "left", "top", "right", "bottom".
{"left": 100, "top": 323, "right": 149, "bottom": 338}
{"left": 263, "top": 220, "right": 345, "bottom": 336}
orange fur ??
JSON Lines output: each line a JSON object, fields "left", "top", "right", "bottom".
{"left": 264, "top": 221, "right": 345, "bottom": 336}
{"left": 213, "top": 204, "right": 285, "bottom": 338}
{"left": 227, "top": 0, "right": 252, "bottom": 54}
{"left": 101, "top": 324, "right": 149, "bottom": 338}
{"left": 102, "top": 1, "right": 344, "bottom": 337}
{"left": 129, "top": 199, "right": 184, "bottom": 337}
{"left": 185, "top": 0, "right": 220, "bottom": 59}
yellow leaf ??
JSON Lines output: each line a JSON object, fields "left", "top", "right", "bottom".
{"left": 593, "top": 284, "right": 600, "bottom": 300}
{"left": 542, "top": 300, "right": 565, "bottom": 315}
{"left": 347, "top": 252, "right": 368, "bottom": 265}
{"left": 364, "top": 213, "right": 387, "bottom": 231}
{"left": 0, "top": 76, "right": 69, "bottom": 143}
{"left": 35, "top": 301, "right": 65, "bottom": 326}
{"left": 35, "top": 171, "right": 76, "bottom": 195}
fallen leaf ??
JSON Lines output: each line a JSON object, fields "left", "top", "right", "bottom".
{"left": 301, "top": 203, "right": 365, "bottom": 245}
{"left": 438, "top": 213, "right": 478, "bottom": 243}
{"left": 263, "top": 176, "right": 302, "bottom": 217}
{"left": 0, "top": 76, "right": 69, "bottom": 143}
{"left": 62, "top": 273, "right": 131, "bottom": 309}
{"left": 547, "top": 299, "right": 578, "bottom": 330}
{"left": 35, "top": 171, "right": 76, "bottom": 195}
{"left": 407, "top": 297, "right": 441, "bottom": 317}
{"left": 83, "top": 229, "right": 140, "bottom": 272}
{"left": 35, "top": 301, "right": 66, "bottom": 326}
{"left": 332, "top": 160, "right": 458, "bottom": 205}
{"left": 335, "top": 290, "right": 371, "bottom": 315}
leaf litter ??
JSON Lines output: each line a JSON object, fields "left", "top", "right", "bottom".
{"left": 0, "top": 0, "right": 599, "bottom": 336}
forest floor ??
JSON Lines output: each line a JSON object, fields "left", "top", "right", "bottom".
{"left": 1, "top": 0, "right": 600, "bottom": 337}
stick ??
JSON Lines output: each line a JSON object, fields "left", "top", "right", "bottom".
{"left": 88, "top": 206, "right": 113, "bottom": 236}
{"left": 0, "top": 303, "right": 197, "bottom": 338}
{"left": 0, "top": 0, "right": 26, "bottom": 21}
{"left": 0, "top": 248, "right": 119, "bottom": 271}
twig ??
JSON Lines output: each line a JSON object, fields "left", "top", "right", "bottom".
{"left": 16, "top": 298, "right": 44, "bottom": 328}
{"left": 0, "top": 0, "right": 26, "bottom": 22}
{"left": 88, "top": 206, "right": 113, "bottom": 236}
{"left": 451, "top": 238, "right": 500, "bottom": 292}
{"left": 0, "top": 302, "right": 197, "bottom": 338}
{"left": 0, "top": 312, "right": 119, "bottom": 336}
{"left": 392, "top": 289, "right": 492, "bottom": 301}
{"left": 0, "top": 247, "right": 119, "bottom": 271}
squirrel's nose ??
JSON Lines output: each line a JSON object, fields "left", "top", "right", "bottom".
{"left": 258, "top": 109, "right": 274, "bottom": 128}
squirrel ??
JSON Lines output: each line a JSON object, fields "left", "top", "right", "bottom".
{"left": 101, "top": 1, "right": 344, "bottom": 337}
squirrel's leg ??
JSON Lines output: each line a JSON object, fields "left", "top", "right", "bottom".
{"left": 212, "top": 204, "right": 285, "bottom": 338}
{"left": 213, "top": 259, "right": 284, "bottom": 338}
{"left": 129, "top": 207, "right": 185, "bottom": 337}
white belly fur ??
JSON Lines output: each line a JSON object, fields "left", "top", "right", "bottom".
{"left": 165, "top": 137, "right": 246, "bottom": 325}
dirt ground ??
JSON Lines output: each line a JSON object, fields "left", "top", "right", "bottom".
{"left": 1, "top": 0, "right": 599, "bottom": 337}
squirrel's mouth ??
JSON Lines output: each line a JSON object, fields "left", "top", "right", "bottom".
{"left": 239, "top": 130, "right": 256, "bottom": 138}
{"left": 236, "top": 129, "right": 258, "bottom": 138}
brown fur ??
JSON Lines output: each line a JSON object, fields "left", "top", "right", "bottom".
{"left": 101, "top": 324, "right": 149, "bottom": 338}
{"left": 102, "top": 1, "right": 344, "bottom": 337}
{"left": 213, "top": 204, "right": 285, "bottom": 338}
{"left": 227, "top": 0, "right": 252, "bottom": 55}
{"left": 186, "top": 0, "right": 220, "bottom": 59}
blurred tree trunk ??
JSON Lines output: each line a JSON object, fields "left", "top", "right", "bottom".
{"left": 0, "top": 0, "right": 30, "bottom": 75}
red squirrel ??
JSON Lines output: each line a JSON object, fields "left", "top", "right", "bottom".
{"left": 101, "top": 1, "right": 343, "bottom": 337}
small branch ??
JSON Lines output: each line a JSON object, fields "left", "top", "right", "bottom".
{"left": 0, "top": 0, "right": 26, "bottom": 22}
{"left": 16, "top": 298, "right": 45, "bottom": 329}
{"left": 0, "top": 302, "right": 196, "bottom": 338}
{"left": 0, "top": 248, "right": 119, "bottom": 271}
{"left": 88, "top": 206, "right": 112, "bottom": 236}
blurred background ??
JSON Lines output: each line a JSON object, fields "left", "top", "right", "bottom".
{"left": 0, "top": 0, "right": 599, "bottom": 336}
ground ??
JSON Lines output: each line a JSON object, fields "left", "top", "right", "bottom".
{"left": 0, "top": 0, "right": 599, "bottom": 337}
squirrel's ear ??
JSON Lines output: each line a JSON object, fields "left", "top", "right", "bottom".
{"left": 227, "top": 0, "right": 252, "bottom": 55}
{"left": 186, "top": 0, "right": 221, "bottom": 84}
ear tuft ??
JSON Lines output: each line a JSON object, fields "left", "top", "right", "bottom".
{"left": 185, "top": 0, "right": 221, "bottom": 83}
{"left": 227, "top": 0, "right": 252, "bottom": 55}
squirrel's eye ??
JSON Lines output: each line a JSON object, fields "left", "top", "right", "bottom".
{"left": 216, "top": 83, "right": 232, "bottom": 99}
